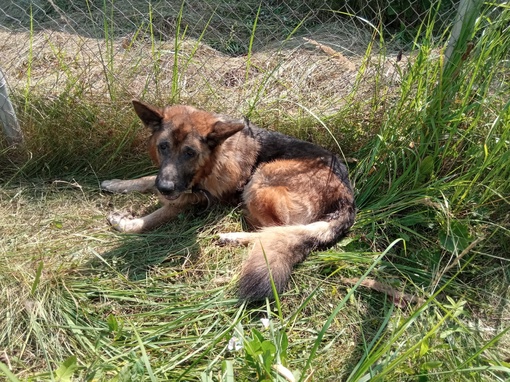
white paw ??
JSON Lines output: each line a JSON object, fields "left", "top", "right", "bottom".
{"left": 107, "top": 211, "right": 133, "bottom": 232}
{"left": 101, "top": 179, "right": 129, "bottom": 193}
{"left": 218, "top": 232, "right": 252, "bottom": 245}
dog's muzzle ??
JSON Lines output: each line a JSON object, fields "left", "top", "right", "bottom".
{"left": 156, "top": 179, "right": 193, "bottom": 200}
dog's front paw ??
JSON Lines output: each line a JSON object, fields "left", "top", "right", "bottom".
{"left": 101, "top": 179, "right": 129, "bottom": 193}
{"left": 107, "top": 211, "right": 137, "bottom": 232}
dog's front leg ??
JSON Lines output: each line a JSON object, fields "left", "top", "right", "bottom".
{"left": 107, "top": 192, "right": 209, "bottom": 233}
{"left": 101, "top": 175, "right": 157, "bottom": 194}
{"left": 107, "top": 204, "right": 180, "bottom": 233}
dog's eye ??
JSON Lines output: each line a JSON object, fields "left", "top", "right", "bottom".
{"left": 158, "top": 142, "right": 170, "bottom": 153}
{"left": 184, "top": 147, "right": 196, "bottom": 158}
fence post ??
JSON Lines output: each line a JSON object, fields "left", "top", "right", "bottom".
{"left": 444, "top": 0, "right": 481, "bottom": 71}
{"left": 0, "top": 68, "right": 24, "bottom": 146}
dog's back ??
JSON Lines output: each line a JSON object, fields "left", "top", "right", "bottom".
{"left": 218, "top": 120, "right": 355, "bottom": 300}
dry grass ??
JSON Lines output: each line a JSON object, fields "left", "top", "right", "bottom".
{"left": 0, "top": 24, "right": 404, "bottom": 169}
{"left": 1, "top": 1, "right": 509, "bottom": 380}
{"left": 0, "top": 180, "right": 376, "bottom": 379}
{"left": 0, "top": 20, "right": 400, "bottom": 116}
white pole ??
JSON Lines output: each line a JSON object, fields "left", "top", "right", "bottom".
{"left": 0, "top": 68, "right": 23, "bottom": 145}
{"left": 444, "top": 0, "right": 480, "bottom": 70}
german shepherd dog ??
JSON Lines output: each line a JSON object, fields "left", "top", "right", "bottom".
{"left": 102, "top": 100, "right": 355, "bottom": 300}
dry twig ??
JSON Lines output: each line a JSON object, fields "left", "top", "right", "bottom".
{"left": 303, "top": 37, "right": 356, "bottom": 71}
{"left": 342, "top": 277, "right": 425, "bottom": 307}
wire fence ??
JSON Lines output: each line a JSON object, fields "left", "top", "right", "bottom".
{"left": 0, "top": 0, "right": 467, "bottom": 144}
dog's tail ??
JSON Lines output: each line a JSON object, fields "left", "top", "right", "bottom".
{"left": 239, "top": 201, "right": 355, "bottom": 301}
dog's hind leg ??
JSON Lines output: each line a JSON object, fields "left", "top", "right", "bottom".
{"left": 218, "top": 231, "right": 262, "bottom": 246}
{"left": 101, "top": 175, "right": 157, "bottom": 194}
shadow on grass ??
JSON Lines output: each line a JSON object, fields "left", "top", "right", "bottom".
{"left": 83, "top": 204, "right": 236, "bottom": 282}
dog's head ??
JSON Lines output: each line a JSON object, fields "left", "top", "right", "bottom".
{"left": 132, "top": 100, "right": 245, "bottom": 200}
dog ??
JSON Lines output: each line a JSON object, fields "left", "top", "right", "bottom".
{"left": 101, "top": 100, "right": 356, "bottom": 300}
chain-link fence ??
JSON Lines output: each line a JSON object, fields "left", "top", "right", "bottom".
{"left": 0, "top": 0, "right": 465, "bottom": 145}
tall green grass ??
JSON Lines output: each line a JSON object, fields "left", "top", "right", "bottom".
{"left": 0, "top": 1, "right": 509, "bottom": 381}
{"left": 343, "top": 4, "right": 510, "bottom": 380}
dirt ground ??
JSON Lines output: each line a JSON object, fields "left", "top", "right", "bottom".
{"left": 0, "top": 16, "right": 408, "bottom": 118}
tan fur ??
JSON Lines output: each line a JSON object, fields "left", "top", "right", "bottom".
{"left": 102, "top": 100, "right": 356, "bottom": 301}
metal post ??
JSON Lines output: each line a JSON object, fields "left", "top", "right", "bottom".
{"left": 0, "top": 68, "right": 24, "bottom": 145}
{"left": 444, "top": 0, "right": 480, "bottom": 71}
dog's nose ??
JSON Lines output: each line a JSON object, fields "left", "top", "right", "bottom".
{"left": 156, "top": 179, "right": 175, "bottom": 194}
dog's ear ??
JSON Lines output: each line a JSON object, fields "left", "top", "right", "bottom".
{"left": 132, "top": 100, "right": 164, "bottom": 131}
{"left": 206, "top": 120, "right": 245, "bottom": 147}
